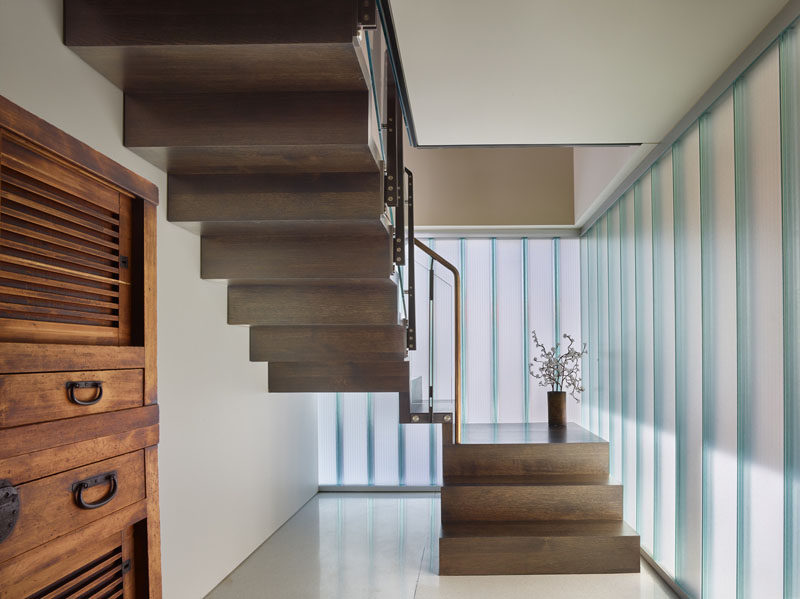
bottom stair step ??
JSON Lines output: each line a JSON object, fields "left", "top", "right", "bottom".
{"left": 268, "top": 361, "right": 409, "bottom": 392}
{"left": 439, "top": 520, "right": 640, "bottom": 575}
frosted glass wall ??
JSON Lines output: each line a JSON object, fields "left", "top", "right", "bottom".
{"left": 319, "top": 236, "right": 582, "bottom": 487}
{"left": 582, "top": 28, "right": 800, "bottom": 598}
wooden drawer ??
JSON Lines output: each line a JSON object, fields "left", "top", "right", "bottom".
{"left": 0, "top": 369, "right": 143, "bottom": 428}
{"left": 0, "top": 450, "right": 145, "bottom": 563}
{"left": 1, "top": 527, "right": 135, "bottom": 599}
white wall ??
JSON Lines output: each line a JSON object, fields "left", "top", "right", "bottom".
{"left": 572, "top": 144, "right": 655, "bottom": 226}
{"left": 0, "top": 2, "right": 319, "bottom": 598}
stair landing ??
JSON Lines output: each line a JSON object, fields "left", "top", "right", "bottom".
{"left": 439, "top": 422, "right": 640, "bottom": 576}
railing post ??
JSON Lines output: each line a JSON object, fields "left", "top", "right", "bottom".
{"left": 405, "top": 168, "right": 416, "bottom": 350}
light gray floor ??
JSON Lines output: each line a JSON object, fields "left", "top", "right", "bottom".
{"left": 206, "top": 493, "right": 677, "bottom": 599}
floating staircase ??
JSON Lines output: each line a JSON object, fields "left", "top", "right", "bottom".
{"left": 64, "top": 0, "right": 410, "bottom": 392}
{"left": 439, "top": 423, "right": 640, "bottom": 575}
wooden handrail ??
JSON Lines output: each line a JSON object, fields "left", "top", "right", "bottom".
{"left": 413, "top": 239, "right": 461, "bottom": 444}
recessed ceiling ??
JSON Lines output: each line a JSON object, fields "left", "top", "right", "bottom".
{"left": 391, "top": 0, "right": 789, "bottom": 146}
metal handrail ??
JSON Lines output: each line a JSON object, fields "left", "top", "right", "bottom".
{"left": 413, "top": 239, "right": 462, "bottom": 444}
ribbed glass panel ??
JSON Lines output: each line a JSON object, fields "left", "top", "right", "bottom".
{"left": 735, "top": 44, "right": 785, "bottom": 599}
{"left": 464, "top": 239, "right": 493, "bottom": 423}
{"left": 619, "top": 189, "right": 637, "bottom": 525}
{"left": 409, "top": 251, "right": 431, "bottom": 406}
{"left": 432, "top": 268, "right": 454, "bottom": 411}
{"left": 527, "top": 239, "right": 555, "bottom": 423}
{"left": 341, "top": 393, "right": 369, "bottom": 485}
{"left": 597, "top": 216, "right": 610, "bottom": 441}
{"left": 318, "top": 393, "right": 338, "bottom": 485}
{"left": 496, "top": 239, "right": 525, "bottom": 422}
{"left": 635, "top": 174, "right": 656, "bottom": 553}
{"left": 780, "top": 26, "right": 800, "bottom": 599}
{"left": 607, "top": 205, "right": 623, "bottom": 480}
{"left": 673, "top": 124, "right": 704, "bottom": 597}
{"left": 588, "top": 228, "right": 600, "bottom": 435}
{"left": 651, "top": 153, "right": 677, "bottom": 573}
{"left": 401, "top": 423, "right": 432, "bottom": 486}
{"left": 700, "top": 91, "right": 738, "bottom": 599}
{"left": 580, "top": 235, "right": 591, "bottom": 428}
{"left": 559, "top": 239, "right": 584, "bottom": 424}
{"left": 371, "top": 393, "right": 399, "bottom": 485}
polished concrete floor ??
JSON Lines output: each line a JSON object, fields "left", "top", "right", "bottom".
{"left": 206, "top": 493, "right": 677, "bottom": 599}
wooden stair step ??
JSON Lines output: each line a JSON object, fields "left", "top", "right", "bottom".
{"left": 443, "top": 443, "right": 609, "bottom": 479}
{"left": 441, "top": 481, "right": 623, "bottom": 523}
{"left": 202, "top": 232, "right": 391, "bottom": 280}
{"left": 268, "top": 361, "right": 409, "bottom": 393}
{"left": 168, "top": 173, "right": 383, "bottom": 225}
{"left": 125, "top": 91, "right": 368, "bottom": 147}
{"left": 443, "top": 474, "right": 614, "bottom": 486}
{"left": 250, "top": 325, "right": 407, "bottom": 362}
{"left": 64, "top": 0, "right": 361, "bottom": 47}
{"left": 129, "top": 145, "right": 379, "bottom": 176}
{"left": 65, "top": 44, "right": 367, "bottom": 94}
{"left": 439, "top": 520, "right": 640, "bottom": 576}
{"left": 228, "top": 281, "right": 398, "bottom": 326}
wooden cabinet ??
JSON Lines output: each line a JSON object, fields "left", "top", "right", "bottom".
{"left": 0, "top": 96, "right": 160, "bottom": 598}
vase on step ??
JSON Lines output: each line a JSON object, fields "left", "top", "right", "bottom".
{"left": 547, "top": 391, "right": 567, "bottom": 428}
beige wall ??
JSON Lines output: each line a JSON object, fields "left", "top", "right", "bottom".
{"left": 0, "top": 3, "right": 318, "bottom": 598}
{"left": 405, "top": 142, "right": 574, "bottom": 227}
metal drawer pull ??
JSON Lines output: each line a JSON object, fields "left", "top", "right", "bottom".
{"left": 72, "top": 471, "right": 117, "bottom": 510}
{"left": 66, "top": 381, "right": 104, "bottom": 406}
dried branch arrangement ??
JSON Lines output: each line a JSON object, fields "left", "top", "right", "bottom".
{"left": 529, "top": 331, "right": 587, "bottom": 401}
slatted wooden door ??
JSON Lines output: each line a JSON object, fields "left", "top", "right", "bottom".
{"left": 0, "top": 130, "right": 134, "bottom": 345}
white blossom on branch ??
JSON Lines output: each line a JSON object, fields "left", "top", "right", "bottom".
{"left": 529, "top": 330, "right": 587, "bottom": 402}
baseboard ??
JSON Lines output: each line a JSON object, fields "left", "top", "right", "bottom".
{"left": 640, "top": 549, "right": 691, "bottom": 599}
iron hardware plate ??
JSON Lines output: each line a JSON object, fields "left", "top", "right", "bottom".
{"left": 0, "top": 480, "right": 19, "bottom": 543}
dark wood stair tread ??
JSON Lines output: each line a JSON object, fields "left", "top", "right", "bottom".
{"left": 268, "top": 361, "right": 410, "bottom": 393}
{"left": 65, "top": 0, "right": 360, "bottom": 47}
{"left": 228, "top": 281, "right": 398, "bottom": 326}
{"left": 250, "top": 325, "right": 407, "bottom": 362}
{"left": 168, "top": 172, "right": 382, "bottom": 227}
{"left": 202, "top": 232, "right": 391, "bottom": 281}
{"left": 131, "top": 144, "right": 379, "bottom": 175}
{"left": 67, "top": 44, "right": 367, "bottom": 94}
{"left": 443, "top": 474, "right": 617, "bottom": 486}
{"left": 440, "top": 520, "right": 639, "bottom": 539}
{"left": 458, "top": 422, "right": 607, "bottom": 445}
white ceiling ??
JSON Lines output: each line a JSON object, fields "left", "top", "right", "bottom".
{"left": 391, "top": 0, "right": 789, "bottom": 146}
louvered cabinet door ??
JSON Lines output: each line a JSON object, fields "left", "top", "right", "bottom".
{"left": 0, "top": 130, "right": 137, "bottom": 346}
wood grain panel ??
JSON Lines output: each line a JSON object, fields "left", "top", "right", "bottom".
{"left": 69, "top": 44, "right": 366, "bottom": 94}
{"left": 131, "top": 144, "right": 379, "bottom": 175}
{"left": 125, "top": 92, "right": 368, "bottom": 148}
{"left": 441, "top": 483, "right": 623, "bottom": 522}
{"left": 0, "top": 501, "right": 146, "bottom": 596}
{"left": 439, "top": 521, "right": 641, "bottom": 575}
{"left": 229, "top": 281, "right": 397, "bottom": 326}
{"left": 168, "top": 172, "right": 381, "bottom": 223}
{"left": 64, "top": 0, "right": 358, "bottom": 46}
{"left": 0, "top": 424, "right": 158, "bottom": 485}
{"left": 442, "top": 443, "right": 609, "bottom": 478}
{"left": 268, "top": 361, "right": 409, "bottom": 393}
{"left": 0, "top": 343, "right": 143, "bottom": 373}
{"left": 0, "top": 96, "right": 157, "bottom": 203}
{"left": 250, "top": 325, "right": 407, "bottom": 362}
{"left": 0, "top": 368, "right": 143, "bottom": 428}
{"left": 203, "top": 234, "right": 391, "bottom": 281}
{"left": 0, "top": 451, "right": 146, "bottom": 563}
{"left": 0, "top": 405, "right": 158, "bottom": 460}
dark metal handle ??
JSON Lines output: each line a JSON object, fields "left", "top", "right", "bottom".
{"left": 67, "top": 381, "right": 103, "bottom": 406}
{"left": 72, "top": 471, "right": 117, "bottom": 510}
